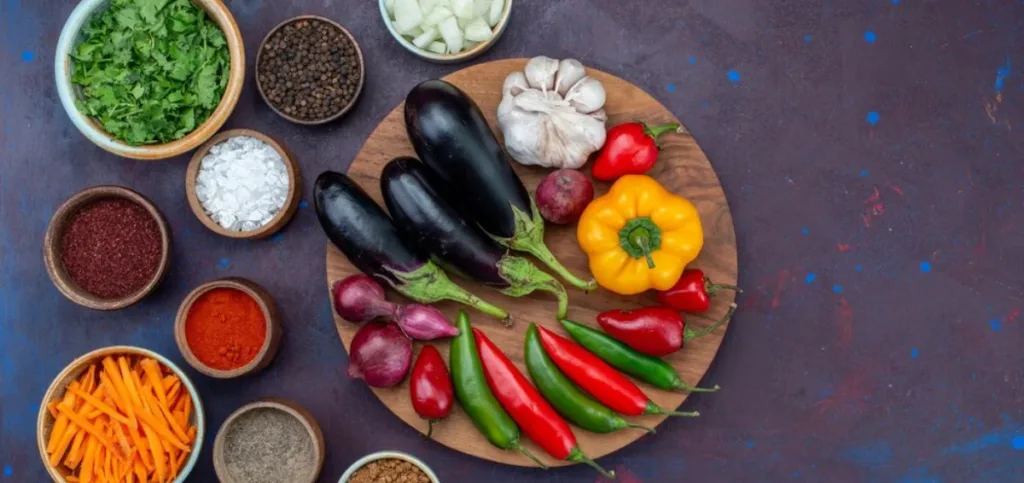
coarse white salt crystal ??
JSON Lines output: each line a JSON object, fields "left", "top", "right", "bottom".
{"left": 195, "top": 136, "right": 289, "bottom": 232}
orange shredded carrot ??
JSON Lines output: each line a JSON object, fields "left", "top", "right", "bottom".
{"left": 47, "top": 400, "right": 60, "bottom": 419}
{"left": 130, "top": 394, "right": 188, "bottom": 453}
{"left": 170, "top": 449, "right": 187, "bottom": 481}
{"left": 118, "top": 357, "right": 144, "bottom": 410}
{"left": 132, "top": 457, "right": 146, "bottom": 483}
{"left": 69, "top": 385, "right": 134, "bottom": 426}
{"left": 57, "top": 401, "right": 120, "bottom": 458}
{"left": 65, "top": 430, "right": 88, "bottom": 469}
{"left": 143, "top": 420, "right": 167, "bottom": 483}
{"left": 141, "top": 360, "right": 168, "bottom": 408}
{"left": 80, "top": 435, "right": 97, "bottom": 483}
{"left": 166, "top": 382, "right": 181, "bottom": 405}
{"left": 66, "top": 476, "right": 80, "bottom": 482}
{"left": 142, "top": 384, "right": 189, "bottom": 444}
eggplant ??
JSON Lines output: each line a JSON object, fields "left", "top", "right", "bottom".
{"left": 314, "top": 171, "right": 509, "bottom": 322}
{"left": 381, "top": 157, "right": 569, "bottom": 318}
{"left": 404, "top": 79, "right": 596, "bottom": 291}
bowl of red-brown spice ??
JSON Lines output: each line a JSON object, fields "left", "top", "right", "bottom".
{"left": 43, "top": 186, "right": 171, "bottom": 311}
{"left": 174, "top": 277, "right": 283, "bottom": 379}
{"left": 339, "top": 451, "right": 438, "bottom": 483}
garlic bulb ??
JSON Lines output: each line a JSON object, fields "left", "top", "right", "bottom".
{"left": 497, "top": 56, "right": 608, "bottom": 170}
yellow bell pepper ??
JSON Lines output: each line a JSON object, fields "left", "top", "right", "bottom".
{"left": 576, "top": 175, "right": 703, "bottom": 295}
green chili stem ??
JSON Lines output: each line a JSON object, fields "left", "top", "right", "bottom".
{"left": 569, "top": 449, "right": 615, "bottom": 479}
{"left": 645, "top": 401, "right": 700, "bottom": 417}
{"left": 514, "top": 443, "right": 548, "bottom": 469}
{"left": 685, "top": 303, "right": 737, "bottom": 340}
{"left": 673, "top": 382, "right": 721, "bottom": 393}
{"left": 627, "top": 423, "right": 656, "bottom": 434}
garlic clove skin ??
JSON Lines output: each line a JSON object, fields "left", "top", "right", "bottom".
{"left": 554, "top": 59, "right": 586, "bottom": 96}
{"left": 524, "top": 56, "right": 559, "bottom": 92}
{"left": 502, "top": 71, "right": 530, "bottom": 97}
{"left": 590, "top": 108, "right": 608, "bottom": 123}
{"left": 564, "top": 76, "right": 606, "bottom": 114}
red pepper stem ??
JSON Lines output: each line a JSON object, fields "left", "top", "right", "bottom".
{"left": 645, "top": 401, "right": 700, "bottom": 418}
{"left": 514, "top": 443, "right": 548, "bottom": 469}
{"left": 643, "top": 122, "right": 682, "bottom": 148}
{"left": 424, "top": 419, "right": 437, "bottom": 440}
{"left": 706, "top": 277, "right": 742, "bottom": 295}
{"left": 685, "top": 303, "right": 737, "bottom": 341}
{"left": 568, "top": 448, "right": 615, "bottom": 479}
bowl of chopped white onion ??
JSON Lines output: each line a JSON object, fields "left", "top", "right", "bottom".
{"left": 380, "top": 0, "right": 512, "bottom": 63}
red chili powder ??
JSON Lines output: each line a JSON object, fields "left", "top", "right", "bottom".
{"left": 184, "top": 288, "right": 267, "bottom": 371}
{"left": 60, "top": 198, "right": 162, "bottom": 299}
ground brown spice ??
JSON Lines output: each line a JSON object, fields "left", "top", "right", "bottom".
{"left": 347, "top": 458, "right": 431, "bottom": 483}
{"left": 59, "top": 198, "right": 162, "bottom": 299}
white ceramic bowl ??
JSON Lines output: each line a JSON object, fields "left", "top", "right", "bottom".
{"left": 338, "top": 451, "right": 440, "bottom": 483}
{"left": 37, "top": 346, "right": 206, "bottom": 483}
{"left": 55, "top": 0, "right": 245, "bottom": 160}
{"left": 379, "top": 0, "right": 512, "bottom": 64}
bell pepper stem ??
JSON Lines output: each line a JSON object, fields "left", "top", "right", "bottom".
{"left": 706, "top": 277, "right": 742, "bottom": 295}
{"left": 643, "top": 122, "right": 683, "bottom": 148}
{"left": 618, "top": 217, "right": 662, "bottom": 268}
{"left": 568, "top": 448, "right": 615, "bottom": 479}
{"left": 685, "top": 303, "right": 737, "bottom": 340}
{"left": 632, "top": 230, "right": 656, "bottom": 269}
{"left": 513, "top": 442, "right": 548, "bottom": 469}
{"left": 645, "top": 401, "right": 700, "bottom": 418}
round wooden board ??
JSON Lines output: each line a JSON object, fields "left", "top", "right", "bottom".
{"left": 325, "top": 58, "right": 738, "bottom": 467}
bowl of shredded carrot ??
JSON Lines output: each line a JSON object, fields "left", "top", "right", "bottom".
{"left": 37, "top": 346, "right": 204, "bottom": 483}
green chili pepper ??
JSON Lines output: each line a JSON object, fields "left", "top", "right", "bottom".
{"left": 450, "top": 311, "right": 545, "bottom": 467}
{"left": 560, "top": 319, "right": 720, "bottom": 393}
{"left": 524, "top": 324, "right": 654, "bottom": 435}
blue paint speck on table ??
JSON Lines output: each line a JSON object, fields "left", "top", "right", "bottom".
{"left": 866, "top": 111, "right": 880, "bottom": 126}
{"left": 989, "top": 318, "right": 1002, "bottom": 332}
{"left": 745, "top": 441, "right": 756, "bottom": 448}
{"left": 3, "top": 465, "right": 11, "bottom": 477}
{"left": 689, "top": 56, "right": 696, "bottom": 64}
{"left": 218, "top": 258, "right": 230, "bottom": 268}
{"left": 801, "top": 227, "right": 809, "bottom": 235}
{"left": 994, "top": 56, "right": 1012, "bottom": 93}
{"left": 666, "top": 84, "right": 676, "bottom": 92}
{"left": 911, "top": 348, "right": 920, "bottom": 358}
{"left": 920, "top": 261, "right": 932, "bottom": 273}
{"left": 792, "top": 470, "right": 800, "bottom": 477}
{"left": 892, "top": 0, "right": 899, "bottom": 4}
{"left": 270, "top": 232, "right": 285, "bottom": 242}
{"left": 805, "top": 272, "right": 817, "bottom": 284}
{"left": 1011, "top": 435, "right": 1024, "bottom": 450}
{"left": 804, "top": 35, "right": 812, "bottom": 42}
{"left": 864, "top": 31, "right": 877, "bottom": 44}
{"left": 20, "top": 51, "right": 34, "bottom": 62}
{"left": 855, "top": 264, "right": 863, "bottom": 272}
{"left": 701, "top": 101, "right": 710, "bottom": 108}
{"left": 299, "top": 201, "right": 309, "bottom": 209}
{"left": 833, "top": 284, "right": 843, "bottom": 294}
{"left": 860, "top": 169, "right": 869, "bottom": 177}
{"left": 727, "top": 70, "right": 742, "bottom": 83}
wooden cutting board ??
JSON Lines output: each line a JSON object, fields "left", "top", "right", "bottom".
{"left": 325, "top": 58, "right": 738, "bottom": 467}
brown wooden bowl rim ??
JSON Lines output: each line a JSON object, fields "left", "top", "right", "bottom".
{"left": 173, "top": 277, "right": 280, "bottom": 378}
{"left": 255, "top": 15, "right": 365, "bottom": 125}
{"left": 42, "top": 185, "right": 171, "bottom": 311}
{"left": 37, "top": 345, "right": 205, "bottom": 483}
{"left": 212, "top": 398, "right": 325, "bottom": 483}
{"left": 185, "top": 129, "right": 302, "bottom": 240}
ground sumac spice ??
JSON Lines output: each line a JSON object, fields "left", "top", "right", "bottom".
{"left": 348, "top": 458, "right": 430, "bottom": 483}
{"left": 59, "top": 198, "right": 162, "bottom": 299}
{"left": 184, "top": 288, "right": 267, "bottom": 370}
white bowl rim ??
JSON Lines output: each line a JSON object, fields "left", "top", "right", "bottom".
{"left": 54, "top": 0, "right": 243, "bottom": 159}
{"left": 378, "top": 0, "right": 512, "bottom": 62}
{"left": 37, "top": 345, "right": 206, "bottom": 483}
{"left": 337, "top": 450, "right": 440, "bottom": 483}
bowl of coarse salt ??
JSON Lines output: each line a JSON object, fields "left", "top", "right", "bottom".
{"left": 186, "top": 129, "right": 302, "bottom": 239}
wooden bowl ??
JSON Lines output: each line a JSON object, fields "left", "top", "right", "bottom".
{"left": 256, "top": 15, "right": 365, "bottom": 125}
{"left": 338, "top": 451, "right": 440, "bottom": 483}
{"left": 54, "top": 0, "right": 245, "bottom": 160}
{"left": 37, "top": 346, "right": 206, "bottom": 483}
{"left": 213, "top": 399, "right": 325, "bottom": 483}
{"left": 185, "top": 129, "right": 302, "bottom": 240}
{"left": 173, "top": 277, "right": 283, "bottom": 378}
{"left": 378, "top": 0, "right": 513, "bottom": 64}
{"left": 43, "top": 185, "right": 171, "bottom": 311}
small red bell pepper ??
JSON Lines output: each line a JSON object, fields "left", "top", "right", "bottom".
{"left": 591, "top": 121, "right": 683, "bottom": 181}
{"left": 473, "top": 328, "right": 614, "bottom": 478}
{"left": 597, "top": 304, "right": 738, "bottom": 357}
{"left": 535, "top": 325, "right": 697, "bottom": 418}
{"left": 410, "top": 345, "right": 453, "bottom": 439}
{"left": 657, "top": 268, "right": 741, "bottom": 313}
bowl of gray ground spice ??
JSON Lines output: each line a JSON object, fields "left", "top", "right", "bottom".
{"left": 339, "top": 451, "right": 439, "bottom": 483}
{"left": 214, "top": 399, "right": 325, "bottom": 483}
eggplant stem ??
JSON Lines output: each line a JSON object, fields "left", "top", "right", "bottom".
{"left": 685, "top": 303, "right": 737, "bottom": 340}
{"left": 525, "top": 243, "right": 597, "bottom": 291}
{"left": 437, "top": 282, "right": 510, "bottom": 322}
{"left": 498, "top": 256, "right": 572, "bottom": 318}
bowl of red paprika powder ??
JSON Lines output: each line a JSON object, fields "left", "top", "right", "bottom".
{"left": 174, "top": 277, "right": 283, "bottom": 379}
{"left": 43, "top": 186, "right": 171, "bottom": 311}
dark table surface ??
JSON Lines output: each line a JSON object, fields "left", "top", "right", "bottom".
{"left": 2, "top": 0, "right": 1023, "bottom": 481}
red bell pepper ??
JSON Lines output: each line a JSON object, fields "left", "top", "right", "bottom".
{"left": 657, "top": 268, "right": 741, "bottom": 313}
{"left": 597, "top": 304, "right": 738, "bottom": 356}
{"left": 410, "top": 345, "right": 453, "bottom": 439}
{"left": 535, "top": 325, "right": 697, "bottom": 418}
{"left": 473, "top": 328, "right": 614, "bottom": 478}
{"left": 591, "top": 121, "right": 682, "bottom": 181}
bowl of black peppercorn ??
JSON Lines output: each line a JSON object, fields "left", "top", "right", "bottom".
{"left": 256, "top": 16, "right": 365, "bottom": 125}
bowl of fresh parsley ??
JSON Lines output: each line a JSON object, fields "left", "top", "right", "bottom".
{"left": 55, "top": 0, "right": 245, "bottom": 160}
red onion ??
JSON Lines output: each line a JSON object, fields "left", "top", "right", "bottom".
{"left": 395, "top": 304, "right": 460, "bottom": 340}
{"left": 332, "top": 275, "right": 398, "bottom": 323}
{"left": 347, "top": 322, "right": 412, "bottom": 387}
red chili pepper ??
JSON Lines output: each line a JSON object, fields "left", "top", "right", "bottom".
{"left": 657, "top": 268, "right": 741, "bottom": 313}
{"left": 591, "top": 121, "right": 682, "bottom": 181}
{"left": 597, "top": 304, "right": 738, "bottom": 357}
{"left": 410, "top": 345, "right": 454, "bottom": 439}
{"left": 535, "top": 325, "right": 697, "bottom": 418}
{"left": 473, "top": 328, "right": 614, "bottom": 478}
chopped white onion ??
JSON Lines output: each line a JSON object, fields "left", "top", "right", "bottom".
{"left": 488, "top": 0, "right": 503, "bottom": 27}
{"left": 388, "top": 0, "right": 499, "bottom": 55}
{"left": 450, "top": 0, "right": 475, "bottom": 19}
{"left": 438, "top": 16, "right": 464, "bottom": 53}
{"left": 427, "top": 41, "right": 447, "bottom": 54}
{"left": 385, "top": 0, "right": 397, "bottom": 17}
{"left": 393, "top": 0, "right": 423, "bottom": 34}
{"left": 473, "top": 0, "right": 491, "bottom": 17}
{"left": 464, "top": 18, "right": 491, "bottom": 42}
{"left": 422, "top": 6, "right": 452, "bottom": 26}
{"left": 419, "top": 0, "right": 439, "bottom": 13}
{"left": 412, "top": 27, "right": 439, "bottom": 49}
